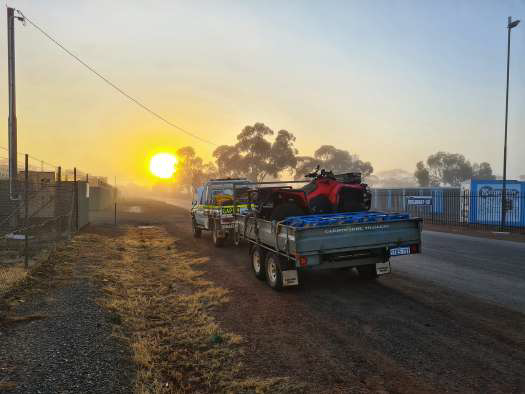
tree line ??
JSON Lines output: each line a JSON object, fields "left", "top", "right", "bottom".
{"left": 172, "top": 122, "right": 373, "bottom": 193}
{"left": 414, "top": 152, "right": 495, "bottom": 187}
{"left": 170, "top": 122, "right": 496, "bottom": 194}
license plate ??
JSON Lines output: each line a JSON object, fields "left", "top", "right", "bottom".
{"left": 222, "top": 207, "right": 233, "bottom": 214}
{"left": 376, "top": 261, "right": 391, "bottom": 275}
{"left": 282, "top": 270, "right": 299, "bottom": 286}
{"left": 390, "top": 246, "right": 410, "bottom": 257}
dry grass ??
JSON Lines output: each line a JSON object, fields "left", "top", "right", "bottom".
{"left": 0, "top": 266, "right": 28, "bottom": 293}
{"left": 0, "top": 313, "right": 48, "bottom": 327}
{"left": 0, "top": 242, "right": 73, "bottom": 324}
{"left": 80, "top": 226, "right": 302, "bottom": 394}
{"left": 0, "top": 245, "right": 61, "bottom": 297}
{"left": 0, "top": 381, "right": 17, "bottom": 390}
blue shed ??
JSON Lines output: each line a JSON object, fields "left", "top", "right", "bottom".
{"left": 468, "top": 179, "right": 525, "bottom": 227}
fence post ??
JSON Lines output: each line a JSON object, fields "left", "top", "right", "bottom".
{"left": 24, "top": 154, "right": 28, "bottom": 268}
{"left": 74, "top": 167, "right": 78, "bottom": 232}
{"left": 431, "top": 191, "right": 434, "bottom": 225}
{"left": 114, "top": 176, "right": 117, "bottom": 226}
{"left": 56, "top": 166, "right": 62, "bottom": 240}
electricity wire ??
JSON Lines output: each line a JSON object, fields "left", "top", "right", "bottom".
{"left": 16, "top": 9, "right": 218, "bottom": 147}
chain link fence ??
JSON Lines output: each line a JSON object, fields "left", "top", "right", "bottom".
{"left": 1, "top": 150, "right": 114, "bottom": 295}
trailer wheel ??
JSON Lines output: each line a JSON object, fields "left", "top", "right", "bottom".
{"left": 251, "top": 246, "right": 266, "bottom": 280}
{"left": 357, "top": 264, "right": 378, "bottom": 280}
{"left": 265, "top": 253, "right": 283, "bottom": 290}
{"left": 192, "top": 219, "right": 201, "bottom": 238}
{"left": 212, "top": 222, "right": 225, "bottom": 247}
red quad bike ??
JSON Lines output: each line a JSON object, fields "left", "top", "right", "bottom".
{"left": 254, "top": 167, "right": 372, "bottom": 221}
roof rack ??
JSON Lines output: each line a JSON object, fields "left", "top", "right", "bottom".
{"left": 209, "top": 177, "right": 248, "bottom": 181}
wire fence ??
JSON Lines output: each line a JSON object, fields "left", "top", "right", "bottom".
{"left": 371, "top": 189, "right": 525, "bottom": 233}
{"left": 1, "top": 151, "right": 115, "bottom": 295}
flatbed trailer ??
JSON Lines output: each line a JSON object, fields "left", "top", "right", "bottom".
{"left": 233, "top": 210, "right": 422, "bottom": 290}
{"left": 191, "top": 179, "right": 422, "bottom": 290}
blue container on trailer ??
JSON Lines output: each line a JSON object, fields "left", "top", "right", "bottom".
{"left": 469, "top": 179, "right": 525, "bottom": 227}
{"left": 280, "top": 211, "right": 410, "bottom": 228}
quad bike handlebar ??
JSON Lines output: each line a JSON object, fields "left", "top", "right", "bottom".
{"left": 305, "top": 166, "right": 363, "bottom": 184}
{"left": 304, "top": 165, "right": 320, "bottom": 178}
{"left": 305, "top": 165, "right": 335, "bottom": 180}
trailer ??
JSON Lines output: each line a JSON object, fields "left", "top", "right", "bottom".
{"left": 191, "top": 178, "right": 422, "bottom": 290}
{"left": 233, "top": 210, "right": 422, "bottom": 289}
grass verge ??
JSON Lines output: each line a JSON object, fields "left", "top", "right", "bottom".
{"left": 0, "top": 244, "right": 72, "bottom": 322}
{"left": 87, "top": 225, "right": 302, "bottom": 393}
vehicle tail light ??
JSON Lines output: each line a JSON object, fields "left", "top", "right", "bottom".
{"left": 295, "top": 255, "right": 308, "bottom": 267}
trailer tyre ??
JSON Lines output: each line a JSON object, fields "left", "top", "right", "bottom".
{"left": 251, "top": 246, "right": 266, "bottom": 280}
{"left": 357, "top": 264, "right": 378, "bottom": 280}
{"left": 212, "top": 223, "right": 225, "bottom": 247}
{"left": 265, "top": 253, "right": 283, "bottom": 290}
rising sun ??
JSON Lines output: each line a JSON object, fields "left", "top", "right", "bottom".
{"left": 149, "top": 153, "right": 177, "bottom": 179}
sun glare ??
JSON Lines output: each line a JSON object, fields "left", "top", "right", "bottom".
{"left": 149, "top": 153, "right": 177, "bottom": 179}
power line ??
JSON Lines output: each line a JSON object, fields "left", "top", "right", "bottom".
{"left": 15, "top": 9, "right": 218, "bottom": 147}
{"left": 0, "top": 146, "right": 88, "bottom": 174}
{"left": 1, "top": 146, "right": 59, "bottom": 168}
{"left": 28, "top": 155, "right": 58, "bottom": 169}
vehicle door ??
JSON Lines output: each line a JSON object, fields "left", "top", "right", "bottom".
{"left": 205, "top": 187, "right": 222, "bottom": 229}
{"left": 193, "top": 186, "right": 207, "bottom": 227}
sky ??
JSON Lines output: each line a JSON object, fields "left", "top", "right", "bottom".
{"left": 0, "top": 0, "right": 524, "bottom": 184}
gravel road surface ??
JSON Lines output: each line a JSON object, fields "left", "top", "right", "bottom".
{"left": 0, "top": 246, "right": 133, "bottom": 393}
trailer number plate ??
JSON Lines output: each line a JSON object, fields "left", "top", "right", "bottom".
{"left": 390, "top": 246, "right": 410, "bottom": 256}
{"left": 282, "top": 270, "right": 299, "bottom": 286}
{"left": 376, "top": 261, "right": 391, "bottom": 275}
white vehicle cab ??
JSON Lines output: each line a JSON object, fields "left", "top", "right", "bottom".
{"left": 190, "top": 178, "right": 252, "bottom": 246}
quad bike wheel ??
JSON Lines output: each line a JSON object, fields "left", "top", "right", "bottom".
{"left": 308, "top": 195, "right": 333, "bottom": 214}
{"left": 270, "top": 202, "right": 305, "bottom": 221}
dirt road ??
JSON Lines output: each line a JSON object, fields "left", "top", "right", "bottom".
{"left": 102, "top": 199, "right": 525, "bottom": 393}
{"left": 4, "top": 199, "right": 523, "bottom": 393}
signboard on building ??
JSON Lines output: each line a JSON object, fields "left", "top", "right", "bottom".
{"left": 407, "top": 196, "right": 433, "bottom": 206}
{"left": 469, "top": 180, "right": 525, "bottom": 227}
